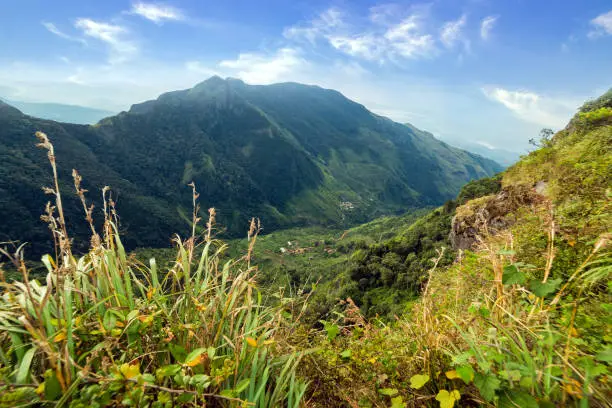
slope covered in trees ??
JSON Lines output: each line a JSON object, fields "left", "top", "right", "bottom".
{"left": 0, "top": 77, "right": 500, "bottom": 256}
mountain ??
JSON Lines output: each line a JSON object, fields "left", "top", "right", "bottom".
{"left": 440, "top": 139, "right": 522, "bottom": 167}
{"left": 1, "top": 99, "right": 115, "bottom": 124}
{"left": 401, "top": 123, "right": 522, "bottom": 167}
{"left": 0, "top": 77, "right": 501, "bottom": 255}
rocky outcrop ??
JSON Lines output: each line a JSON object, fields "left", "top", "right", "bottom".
{"left": 450, "top": 184, "right": 546, "bottom": 250}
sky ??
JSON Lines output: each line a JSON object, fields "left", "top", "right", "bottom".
{"left": 1, "top": 0, "right": 611, "bottom": 152}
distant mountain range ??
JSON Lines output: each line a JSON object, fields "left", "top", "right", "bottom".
{"left": 0, "top": 77, "right": 502, "bottom": 255}
{"left": 0, "top": 99, "right": 115, "bottom": 124}
{"left": 439, "top": 139, "right": 522, "bottom": 167}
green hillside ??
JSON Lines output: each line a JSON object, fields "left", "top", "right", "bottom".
{"left": 0, "top": 90, "right": 609, "bottom": 407}
{"left": 0, "top": 77, "right": 500, "bottom": 257}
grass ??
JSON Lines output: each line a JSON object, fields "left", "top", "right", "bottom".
{"left": 0, "top": 132, "right": 307, "bottom": 407}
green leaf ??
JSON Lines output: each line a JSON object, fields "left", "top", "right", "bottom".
{"left": 378, "top": 388, "right": 399, "bottom": 396}
{"left": 156, "top": 364, "right": 182, "bottom": 379}
{"left": 103, "top": 309, "right": 117, "bottom": 331}
{"left": 498, "top": 391, "right": 538, "bottom": 408}
{"left": 435, "top": 390, "right": 460, "bottom": 408}
{"left": 184, "top": 348, "right": 207, "bottom": 366}
{"left": 141, "top": 373, "right": 155, "bottom": 384}
{"left": 234, "top": 378, "right": 250, "bottom": 394}
{"left": 220, "top": 389, "right": 235, "bottom": 398}
{"left": 391, "top": 396, "right": 406, "bottom": 408}
{"left": 595, "top": 347, "right": 612, "bottom": 363}
{"left": 177, "top": 393, "right": 194, "bottom": 403}
{"left": 319, "top": 320, "right": 340, "bottom": 342}
{"left": 455, "top": 365, "right": 474, "bottom": 384}
{"left": 409, "top": 374, "right": 430, "bottom": 390}
{"left": 190, "top": 374, "right": 210, "bottom": 385}
{"left": 16, "top": 347, "right": 37, "bottom": 384}
{"left": 502, "top": 264, "right": 526, "bottom": 285}
{"left": 340, "top": 349, "right": 352, "bottom": 359}
{"left": 43, "top": 370, "right": 62, "bottom": 400}
{"left": 168, "top": 343, "right": 187, "bottom": 363}
{"left": 474, "top": 373, "right": 500, "bottom": 402}
{"left": 497, "top": 249, "right": 516, "bottom": 256}
{"left": 126, "top": 309, "right": 139, "bottom": 322}
{"left": 529, "top": 278, "right": 562, "bottom": 297}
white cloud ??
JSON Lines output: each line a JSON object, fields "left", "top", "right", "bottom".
{"left": 75, "top": 18, "right": 137, "bottom": 63}
{"left": 218, "top": 48, "right": 306, "bottom": 84}
{"left": 328, "top": 34, "right": 384, "bottom": 60}
{"left": 475, "top": 140, "right": 495, "bottom": 150}
{"left": 589, "top": 10, "right": 612, "bottom": 38}
{"left": 284, "top": 7, "right": 344, "bottom": 43}
{"left": 482, "top": 87, "right": 577, "bottom": 128}
{"left": 369, "top": 4, "right": 404, "bottom": 25}
{"left": 130, "top": 2, "right": 184, "bottom": 24}
{"left": 480, "top": 15, "right": 498, "bottom": 40}
{"left": 384, "top": 16, "right": 435, "bottom": 59}
{"left": 42, "top": 22, "right": 86, "bottom": 44}
{"left": 440, "top": 14, "right": 467, "bottom": 48}
{"left": 284, "top": 7, "right": 436, "bottom": 62}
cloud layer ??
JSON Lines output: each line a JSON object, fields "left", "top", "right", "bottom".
{"left": 482, "top": 87, "right": 577, "bottom": 129}
{"left": 589, "top": 10, "right": 612, "bottom": 38}
{"left": 480, "top": 16, "right": 498, "bottom": 40}
{"left": 75, "top": 18, "right": 137, "bottom": 64}
{"left": 130, "top": 2, "right": 184, "bottom": 24}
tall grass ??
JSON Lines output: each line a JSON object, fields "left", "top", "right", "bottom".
{"left": 0, "top": 132, "right": 307, "bottom": 407}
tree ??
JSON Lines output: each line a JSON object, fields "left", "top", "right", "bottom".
{"left": 529, "top": 128, "right": 554, "bottom": 148}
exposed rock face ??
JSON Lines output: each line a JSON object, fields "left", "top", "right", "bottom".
{"left": 450, "top": 184, "right": 546, "bottom": 250}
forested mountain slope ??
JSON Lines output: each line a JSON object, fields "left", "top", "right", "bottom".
{"left": 0, "top": 77, "right": 500, "bottom": 255}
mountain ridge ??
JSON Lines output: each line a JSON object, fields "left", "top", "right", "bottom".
{"left": 0, "top": 77, "right": 501, "bottom": 255}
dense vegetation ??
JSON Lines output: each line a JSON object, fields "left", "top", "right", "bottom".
{"left": 0, "top": 89, "right": 609, "bottom": 407}
{"left": 0, "top": 78, "right": 500, "bottom": 257}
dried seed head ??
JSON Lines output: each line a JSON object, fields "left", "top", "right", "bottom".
{"left": 72, "top": 169, "right": 82, "bottom": 188}
{"left": 90, "top": 233, "right": 101, "bottom": 248}
{"left": 35, "top": 131, "right": 51, "bottom": 148}
{"left": 594, "top": 233, "right": 610, "bottom": 253}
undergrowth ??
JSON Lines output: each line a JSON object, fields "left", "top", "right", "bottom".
{"left": 0, "top": 132, "right": 307, "bottom": 407}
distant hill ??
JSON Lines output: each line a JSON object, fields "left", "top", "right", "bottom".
{"left": 0, "top": 77, "right": 501, "bottom": 255}
{"left": 1, "top": 99, "right": 115, "bottom": 124}
{"left": 404, "top": 126, "right": 521, "bottom": 167}
{"left": 440, "top": 139, "right": 521, "bottom": 167}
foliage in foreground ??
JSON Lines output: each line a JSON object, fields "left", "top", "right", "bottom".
{"left": 0, "top": 132, "right": 306, "bottom": 407}
{"left": 294, "top": 103, "right": 611, "bottom": 407}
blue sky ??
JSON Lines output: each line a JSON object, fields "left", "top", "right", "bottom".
{"left": 1, "top": 0, "right": 611, "bottom": 151}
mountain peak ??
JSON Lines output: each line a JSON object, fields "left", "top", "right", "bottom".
{"left": 191, "top": 76, "right": 246, "bottom": 92}
{"left": 195, "top": 75, "right": 226, "bottom": 87}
